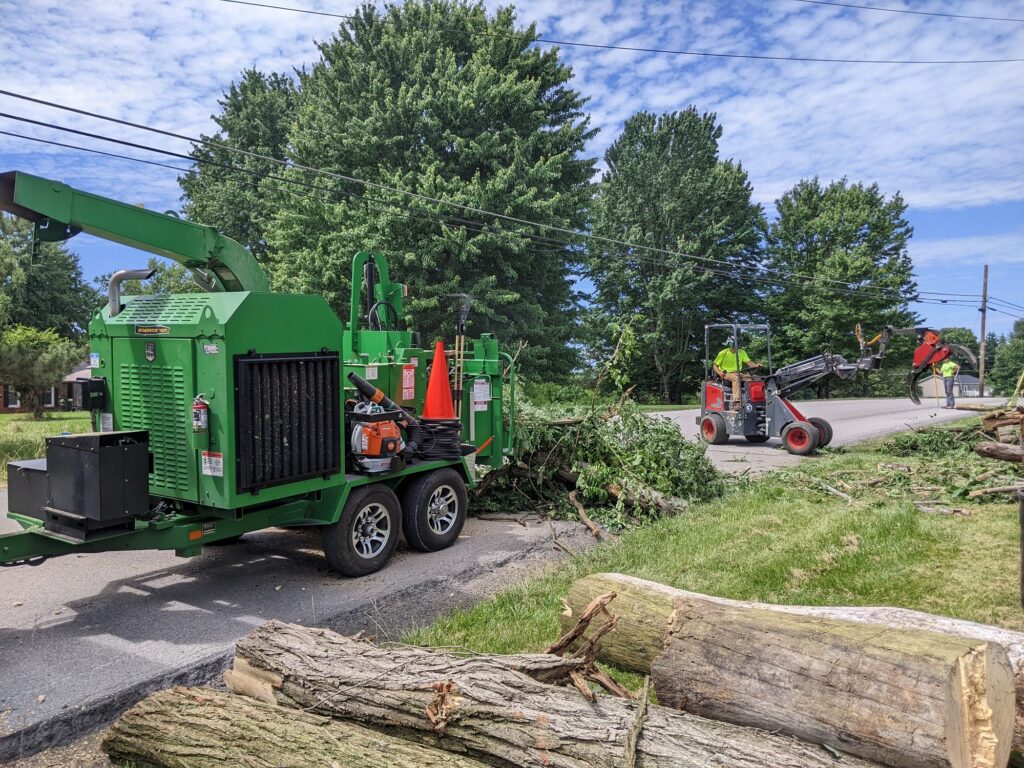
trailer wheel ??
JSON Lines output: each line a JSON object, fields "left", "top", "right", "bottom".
{"left": 321, "top": 484, "right": 400, "bottom": 577}
{"left": 699, "top": 414, "right": 729, "bottom": 445}
{"left": 744, "top": 434, "right": 770, "bottom": 443}
{"left": 781, "top": 421, "right": 820, "bottom": 456}
{"left": 808, "top": 417, "right": 834, "bottom": 447}
{"left": 401, "top": 468, "right": 467, "bottom": 552}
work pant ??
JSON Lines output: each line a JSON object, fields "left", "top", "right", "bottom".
{"left": 723, "top": 372, "right": 750, "bottom": 409}
{"left": 944, "top": 376, "right": 955, "bottom": 407}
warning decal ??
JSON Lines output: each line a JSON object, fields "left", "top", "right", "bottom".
{"left": 402, "top": 365, "right": 416, "bottom": 400}
{"left": 201, "top": 451, "right": 224, "bottom": 477}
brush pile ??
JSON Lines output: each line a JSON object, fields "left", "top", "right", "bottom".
{"left": 475, "top": 397, "right": 723, "bottom": 528}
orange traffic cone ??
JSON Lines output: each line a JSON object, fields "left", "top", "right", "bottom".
{"left": 422, "top": 340, "right": 455, "bottom": 420}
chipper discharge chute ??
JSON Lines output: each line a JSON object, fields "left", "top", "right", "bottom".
{"left": 0, "top": 171, "right": 514, "bottom": 576}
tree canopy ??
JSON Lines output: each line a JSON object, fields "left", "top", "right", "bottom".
{"left": 0, "top": 214, "right": 99, "bottom": 339}
{"left": 0, "top": 325, "right": 82, "bottom": 418}
{"left": 586, "top": 109, "right": 764, "bottom": 402}
{"left": 763, "top": 179, "right": 918, "bottom": 385}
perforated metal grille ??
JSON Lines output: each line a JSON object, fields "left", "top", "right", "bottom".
{"left": 117, "top": 296, "right": 210, "bottom": 324}
{"left": 118, "top": 363, "right": 192, "bottom": 497}
{"left": 235, "top": 353, "right": 340, "bottom": 493}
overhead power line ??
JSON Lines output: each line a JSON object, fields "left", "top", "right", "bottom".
{"left": 0, "top": 88, "right": 981, "bottom": 305}
{"left": 5, "top": 121, "right": 1008, "bottom": 318}
{"left": 789, "top": 0, "right": 1024, "bottom": 24}
{"left": 213, "top": 0, "right": 1024, "bottom": 64}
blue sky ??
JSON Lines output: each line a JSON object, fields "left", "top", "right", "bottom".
{"left": 1, "top": 0, "right": 1022, "bottom": 335}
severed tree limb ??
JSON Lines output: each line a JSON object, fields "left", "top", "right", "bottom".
{"left": 102, "top": 686, "right": 490, "bottom": 768}
{"left": 568, "top": 490, "right": 602, "bottom": 538}
{"left": 975, "top": 442, "right": 1024, "bottom": 465}
{"left": 545, "top": 591, "right": 616, "bottom": 656}
{"left": 968, "top": 484, "right": 1024, "bottom": 498}
{"left": 558, "top": 468, "right": 688, "bottom": 516}
{"left": 228, "top": 621, "right": 880, "bottom": 768}
{"left": 622, "top": 676, "right": 651, "bottom": 768}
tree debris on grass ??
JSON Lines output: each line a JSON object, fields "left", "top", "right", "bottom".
{"left": 475, "top": 398, "right": 724, "bottom": 529}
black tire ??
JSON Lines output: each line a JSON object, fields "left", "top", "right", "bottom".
{"left": 781, "top": 420, "right": 820, "bottom": 456}
{"left": 808, "top": 417, "right": 833, "bottom": 447}
{"left": 699, "top": 413, "right": 729, "bottom": 445}
{"left": 401, "top": 468, "right": 468, "bottom": 552}
{"left": 744, "top": 434, "right": 770, "bottom": 443}
{"left": 321, "top": 484, "right": 400, "bottom": 577}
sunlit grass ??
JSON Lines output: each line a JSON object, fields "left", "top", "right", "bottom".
{"left": 0, "top": 412, "right": 92, "bottom": 484}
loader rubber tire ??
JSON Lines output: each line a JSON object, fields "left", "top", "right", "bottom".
{"left": 401, "top": 468, "right": 467, "bottom": 552}
{"left": 322, "top": 484, "right": 400, "bottom": 577}
{"left": 700, "top": 414, "right": 729, "bottom": 445}
{"left": 808, "top": 417, "right": 833, "bottom": 447}
{"left": 781, "top": 421, "right": 820, "bottom": 456}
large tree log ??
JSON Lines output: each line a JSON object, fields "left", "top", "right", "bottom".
{"left": 653, "top": 597, "right": 1013, "bottom": 768}
{"left": 226, "top": 620, "right": 880, "bottom": 768}
{"left": 561, "top": 572, "right": 1024, "bottom": 752}
{"left": 976, "top": 441, "right": 1024, "bottom": 464}
{"left": 102, "top": 686, "right": 488, "bottom": 767}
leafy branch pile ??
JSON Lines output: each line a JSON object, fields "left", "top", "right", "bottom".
{"left": 474, "top": 398, "right": 724, "bottom": 528}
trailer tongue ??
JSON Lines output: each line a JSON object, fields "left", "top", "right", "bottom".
{"left": 0, "top": 171, "right": 513, "bottom": 574}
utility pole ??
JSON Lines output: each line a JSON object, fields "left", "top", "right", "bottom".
{"left": 978, "top": 264, "right": 988, "bottom": 398}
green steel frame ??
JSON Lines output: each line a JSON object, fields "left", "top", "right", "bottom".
{"left": 0, "top": 172, "right": 514, "bottom": 567}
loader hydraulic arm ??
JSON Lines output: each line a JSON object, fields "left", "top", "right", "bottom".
{"left": 769, "top": 353, "right": 862, "bottom": 399}
{"left": 0, "top": 170, "right": 269, "bottom": 293}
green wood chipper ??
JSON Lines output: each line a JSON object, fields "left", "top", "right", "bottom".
{"left": 0, "top": 171, "right": 514, "bottom": 576}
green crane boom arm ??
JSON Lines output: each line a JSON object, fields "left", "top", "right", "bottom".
{"left": 0, "top": 170, "right": 269, "bottom": 293}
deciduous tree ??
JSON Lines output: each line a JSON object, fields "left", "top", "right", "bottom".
{"left": 587, "top": 109, "right": 764, "bottom": 401}
{"left": 763, "top": 178, "right": 918, "bottom": 396}
{"left": 0, "top": 326, "right": 82, "bottom": 419}
{"left": 263, "top": 0, "right": 595, "bottom": 378}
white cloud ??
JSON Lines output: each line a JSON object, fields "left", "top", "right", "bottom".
{"left": 911, "top": 229, "right": 1024, "bottom": 266}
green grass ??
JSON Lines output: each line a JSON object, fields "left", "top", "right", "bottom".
{"left": 0, "top": 412, "right": 92, "bottom": 484}
{"left": 408, "top": 432, "right": 1023, "bottom": 659}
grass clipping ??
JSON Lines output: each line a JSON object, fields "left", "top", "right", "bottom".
{"left": 475, "top": 398, "right": 724, "bottom": 528}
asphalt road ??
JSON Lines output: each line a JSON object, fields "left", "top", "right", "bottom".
{"left": 0, "top": 511, "right": 592, "bottom": 761}
{"left": 657, "top": 397, "right": 1003, "bottom": 474}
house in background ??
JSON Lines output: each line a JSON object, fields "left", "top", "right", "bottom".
{"left": 1, "top": 361, "right": 92, "bottom": 414}
{"left": 916, "top": 373, "right": 992, "bottom": 399}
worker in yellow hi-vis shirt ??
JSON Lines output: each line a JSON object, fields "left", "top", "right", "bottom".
{"left": 940, "top": 358, "right": 960, "bottom": 409}
{"left": 712, "top": 338, "right": 762, "bottom": 411}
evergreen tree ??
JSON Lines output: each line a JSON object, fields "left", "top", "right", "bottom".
{"left": 763, "top": 179, "right": 918, "bottom": 394}
{"left": 180, "top": 69, "right": 298, "bottom": 261}
{"left": 263, "top": 0, "right": 594, "bottom": 377}
{"left": 991, "top": 321, "right": 1024, "bottom": 395}
{"left": 0, "top": 326, "right": 82, "bottom": 419}
{"left": 587, "top": 109, "right": 764, "bottom": 402}
{"left": 0, "top": 214, "right": 99, "bottom": 339}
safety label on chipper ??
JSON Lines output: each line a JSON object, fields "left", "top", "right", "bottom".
{"left": 402, "top": 365, "right": 416, "bottom": 400}
{"left": 201, "top": 451, "right": 224, "bottom": 477}
{"left": 473, "top": 378, "right": 490, "bottom": 412}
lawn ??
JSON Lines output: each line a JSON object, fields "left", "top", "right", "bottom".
{"left": 0, "top": 412, "right": 92, "bottom": 484}
{"left": 408, "top": 424, "right": 1024, "bottom": 660}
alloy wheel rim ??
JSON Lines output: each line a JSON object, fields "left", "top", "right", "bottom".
{"left": 426, "top": 485, "right": 458, "bottom": 535}
{"left": 351, "top": 502, "right": 391, "bottom": 559}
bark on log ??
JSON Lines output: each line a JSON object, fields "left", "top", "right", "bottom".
{"left": 975, "top": 441, "right": 1024, "bottom": 464}
{"left": 102, "top": 686, "right": 488, "bottom": 767}
{"left": 653, "top": 597, "right": 1013, "bottom": 768}
{"left": 561, "top": 572, "right": 1024, "bottom": 753}
{"left": 226, "top": 620, "right": 879, "bottom": 768}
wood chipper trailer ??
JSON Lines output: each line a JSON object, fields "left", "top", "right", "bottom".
{"left": 0, "top": 171, "right": 514, "bottom": 576}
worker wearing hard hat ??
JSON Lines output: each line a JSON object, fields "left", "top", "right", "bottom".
{"left": 712, "top": 339, "right": 762, "bottom": 411}
{"left": 940, "top": 359, "right": 960, "bottom": 409}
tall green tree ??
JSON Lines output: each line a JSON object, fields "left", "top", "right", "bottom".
{"left": 587, "top": 109, "right": 764, "bottom": 401}
{"left": 0, "top": 214, "right": 98, "bottom": 338}
{"left": 990, "top": 320, "right": 1024, "bottom": 395}
{"left": 763, "top": 179, "right": 918, "bottom": 393}
{"left": 261, "top": 0, "right": 594, "bottom": 377}
{"left": 180, "top": 69, "right": 298, "bottom": 261}
{"left": 0, "top": 326, "right": 82, "bottom": 419}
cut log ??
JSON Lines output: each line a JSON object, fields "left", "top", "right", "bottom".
{"left": 975, "top": 442, "right": 1024, "bottom": 464}
{"left": 653, "top": 597, "right": 1013, "bottom": 768}
{"left": 227, "top": 620, "right": 880, "bottom": 768}
{"left": 561, "top": 572, "right": 1024, "bottom": 752}
{"left": 102, "top": 686, "right": 489, "bottom": 767}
